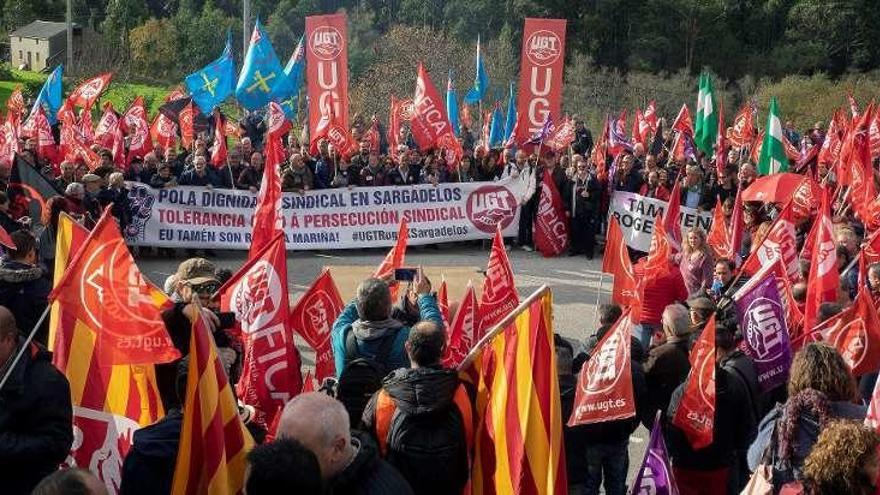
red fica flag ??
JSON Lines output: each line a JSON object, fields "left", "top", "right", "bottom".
{"left": 210, "top": 110, "right": 227, "bottom": 167}
{"left": 49, "top": 210, "right": 179, "bottom": 366}
{"left": 249, "top": 135, "right": 285, "bottom": 259}
{"left": 672, "top": 315, "right": 717, "bottom": 450}
{"left": 289, "top": 269, "right": 344, "bottom": 382}
{"left": 728, "top": 104, "right": 754, "bottom": 149}
{"left": 219, "top": 233, "right": 303, "bottom": 427}
{"left": 411, "top": 63, "right": 457, "bottom": 154}
{"left": 478, "top": 227, "right": 520, "bottom": 332}
{"left": 121, "top": 96, "right": 153, "bottom": 164}
{"left": 515, "top": 18, "right": 567, "bottom": 146}
{"left": 707, "top": 198, "right": 733, "bottom": 260}
{"left": 803, "top": 195, "right": 839, "bottom": 331}
{"left": 818, "top": 285, "right": 880, "bottom": 376}
{"left": 68, "top": 73, "right": 113, "bottom": 108}
{"left": 442, "top": 282, "right": 479, "bottom": 368}
{"left": 267, "top": 101, "right": 291, "bottom": 139}
{"left": 742, "top": 200, "right": 800, "bottom": 282}
{"left": 603, "top": 216, "right": 639, "bottom": 310}
{"left": 569, "top": 310, "right": 636, "bottom": 425}
{"left": 306, "top": 13, "right": 350, "bottom": 145}
{"left": 533, "top": 171, "right": 570, "bottom": 256}
{"left": 179, "top": 101, "right": 195, "bottom": 150}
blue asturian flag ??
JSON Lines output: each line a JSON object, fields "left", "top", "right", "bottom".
{"left": 185, "top": 30, "right": 234, "bottom": 115}
{"left": 446, "top": 71, "right": 460, "bottom": 137}
{"left": 488, "top": 101, "right": 505, "bottom": 148}
{"left": 235, "top": 19, "right": 285, "bottom": 111}
{"left": 271, "top": 34, "right": 306, "bottom": 120}
{"left": 30, "top": 65, "right": 63, "bottom": 124}
{"left": 503, "top": 82, "right": 517, "bottom": 142}
{"left": 463, "top": 36, "right": 489, "bottom": 104}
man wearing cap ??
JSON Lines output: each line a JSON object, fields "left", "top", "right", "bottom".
{"left": 686, "top": 296, "right": 715, "bottom": 346}
{"left": 156, "top": 258, "right": 234, "bottom": 410}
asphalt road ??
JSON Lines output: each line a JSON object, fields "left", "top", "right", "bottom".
{"left": 135, "top": 243, "right": 649, "bottom": 489}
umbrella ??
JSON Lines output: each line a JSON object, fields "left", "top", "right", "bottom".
{"left": 741, "top": 173, "right": 820, "bottom": 204}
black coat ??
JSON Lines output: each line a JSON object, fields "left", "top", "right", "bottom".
{"left": 328, "top": 431, "right": 414, "bottom": 495}
{"left": 119, "top": 410, "right": 182, "bottom": 495}
{"left": 643, "top": 337, "right": 691, "bottom": 426}
{"left": 0, "top": 260, "right": 51, "bottom": 346}
{"left": 0, "top": 340, "right": 73, "bottom": 495}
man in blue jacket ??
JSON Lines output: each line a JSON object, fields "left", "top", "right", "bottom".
{"left": 332, "top": 270, "right": 443, "bottom": 377}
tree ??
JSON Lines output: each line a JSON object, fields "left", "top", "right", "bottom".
{"left": 103, "top": 0, "right": 148, "bottom": 48}
{"left": 129, "top": 18, "right": 180, "bottom": 79}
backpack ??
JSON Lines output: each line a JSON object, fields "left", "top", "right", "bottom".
{"left": 374, "top": 384, "right": 474, "bottom": 495}
{"left": 336, "top": 329, "right": 398, "bottom": 428}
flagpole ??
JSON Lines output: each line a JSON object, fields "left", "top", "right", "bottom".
{"left": 593, "top": 272, "right": 605, "bottom": 325}
{"left": 457, "top": 285, "right": 550, "bottom": 372}
{"left": 0, "top": 305, "right": 51, "bottom": 392}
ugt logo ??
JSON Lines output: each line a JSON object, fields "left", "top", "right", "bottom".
{"left": 310, "top": 27, "right": 344, "bottom": 61}
{"left": 526, "top": 30, "right": 562, "bottom": 66}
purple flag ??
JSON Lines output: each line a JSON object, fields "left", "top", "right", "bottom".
{"left": 526, "top": 116, "right": 554, "bottom": 145}
{"left": 733, "top": 264, "right": 793, "bottom": 392}
{"left": 631, "top": 414, "right": 678, "bottom": 495}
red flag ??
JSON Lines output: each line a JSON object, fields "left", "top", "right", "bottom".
{"left": 305, "top": 14, "right": 350, "bottom": 145}
{"left": 663, "top": 177, "right": 682, "bottom": 253}
{"left": 388, "top": 96, "right": 402, "bottom": 153}
{"left": 289, "top": 269, "right": 344, "bottom": 382}
{"left": 707, "top": 198, "right": 733, "bottom": 260}
{"left": 478, "top": 227, "right": 520, "bottom": 332}
{"left": 607, "top": 109, "right": 629, "bottom": 156}
{"left": 750, "top": 130, "right": 765, "bottom": 165}
{"left": 803, "top": 194, "right": 839, "bottom": 332}
{"left": 672, "top": 315, "right": 717, "bottom": 449}
{"left": 864, "top": 229, "right": 880, "bottom": 266}
{"left": 644, "top": 100, "right": 658, "bottom": 133}
{"left": 48, "top": 210, "right": 179, "bottom": 366}
{"left": 219, "top": 232, "right": 302, "bottom": 427}
{"left": 310, "top": 104, "right": 357, "bottom": 158}
{"left": 849, "top": 106, "right": 876, "bottom": 223}
{"left": 6, "top": 86, "right": 25, "bottom": 117}
{"left": 818, "top": 110, "right": 845, "bottom": 166}
{"left": 671, "top": 104, "right": 694, "bottom": 136}
{"left": 460, "top": 103, "right": 473, "bottom": 128}
{"left": 302, "top": 370, "right": 317, "bottom": 393}
{"left": 442, "top": 282, "right": 480, "bottom": 369}
{"left": 849, "top": 93, "right": 860, "bottom": 119}
{"left": 210, "top": 110, "right": 227, "bottom": 168}
{"left": 632, "top": 108, "right": 650, "bottom": 147}
{"left": 68, "top": 73, "right": 113, "bottom": 109}
{"left": 94, "top": 102, "right": 119, "bottom": 149}
{"left": 741, "top": 200, "right": 800, "bottom": 282}
{"left": 437, "top": 278, "right": 450, "bottom": 326}
{"left": 534, "top": 171, "right": 570, "bottom": 257}
{"left": 728, "top": 104, "right": 755, "bottom": 149}
{"left": 818, "top": 284, "right": 880, "bottom": 376}
{"left": 568, "top": 310, "right": 636, "bottom": 425}
{"left": 870, "top": 106, "right": 880, "bottom": 161}
{"left": 250, "top": 135, "right": 285, "bottom": 258}
{"left": 267, "top": 101, "right": 291, "bottom": 139}
{"left": 111, "top": 121, "right": 126, "bottom": 168}
{"left": 31, "top": 105, "right": 58, "bottom": 164}
{"left": 121, "top": 96, "right": 153, "bottom": 164}
{"left": 644, "top": 214, "right": 673, "bottom": 283}
{"left": 591, "top": 120, "right": 608, "bottom": 182}
{"left": 602, "top": 217, "right": 639, "bottom": 310}
{"left": 179, "top": 101, "right": 195, "bottom": 150}
{"left": 0, "top": 224, "right": 13, "bottom": 250}
{"left": 364, "top": 119, "right": 380, "bottom": 152}
{"left": 151, "top": 113, "right": 178, "bottom": 150}
{"left": 411, "top": 63, "right": 457, "bottom": 154}
{"left": 373, "top": 220, "right": 409, "bottom": 300}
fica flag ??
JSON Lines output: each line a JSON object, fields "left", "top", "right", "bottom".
{"left": 305, "top": 14, "right": 350, "bottom": 147}
{"left": 236, "top": 19, "right": 285, "bottom": 111}
{"left": 515, "top": 19, "right": 566, "bottom": 146}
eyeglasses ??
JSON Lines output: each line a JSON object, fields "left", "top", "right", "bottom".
{"left": 189, "top": 282, "right": 219, "bottom": 295}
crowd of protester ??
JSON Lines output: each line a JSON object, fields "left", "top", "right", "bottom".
{"left": 2, "top": 103, "right": 880, "bottom": 495}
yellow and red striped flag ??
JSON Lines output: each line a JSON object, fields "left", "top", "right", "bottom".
{"left": 465, "top": 286, "right": 567, "bottom": 494}
{"left": 49, "top": 213, "right": 166, "bottom": 494}
{"left": 171, "top": 312, "right": 254, "bottom": 495}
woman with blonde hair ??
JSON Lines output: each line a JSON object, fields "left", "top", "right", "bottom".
{"left": 803, "top": 420, "right": 880, "bottom": 495}
{"left": 747, "top": 343, "right": 865, "bottom": 490}
{"left": 675, "top": 226, "right": 714, "bottom": 296}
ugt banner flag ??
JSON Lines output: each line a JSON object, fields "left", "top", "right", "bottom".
{"left": 305, "top": 14, "right": 350, "bottom": 147}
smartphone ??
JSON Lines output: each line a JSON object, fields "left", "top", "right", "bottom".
{"left": 394, "top": 267, "right": 419, "bottom": 282}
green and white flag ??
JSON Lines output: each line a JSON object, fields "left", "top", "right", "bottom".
{"left": 694, "top": 73, "right": 717, "bottom": 156}
{"left": 756, "top": 97, "right": 789, "bottom": 175}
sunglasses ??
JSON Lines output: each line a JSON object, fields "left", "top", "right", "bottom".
{"left": 189, "top": 282, "right": 219, "bottom": 294}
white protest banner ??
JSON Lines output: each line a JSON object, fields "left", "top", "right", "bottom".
{"left": 608, "top": 191, "right": 713, "bottom": 252}
{"left": 123, "top": 178, "right": 525, "bottom": 250}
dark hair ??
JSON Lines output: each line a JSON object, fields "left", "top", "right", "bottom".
{"left": 0, "top": 191, "right": 8, "bottom": 205}
{"left": 10, "top": 230, "right": 37, "bottom": 261}
{"left": 215, "top": 268, "right": 234, "bottom": 285}
{"left": 715, "top": 320, "right": 737, "bottom": 351}
{"left": 356, "top": 278, "right": 392, "bottom": 321}
{"left": 42, "top": 196, "right": 70, "bottom": 230}
{"left": 31, "top": 468, "right": 95, "bottom": 495}
{"left": 245, "top": 438, "right": 323, "bottom": 495}
{"left": 715, "top": 258, "right": 735, "bottom": 272}
{"left": 817, "top": 302, "right": 843, "bottom": 325}
{"left": 407, "top": 321, "right": 446, "bottom": 366}
{"left": 792, "top": 282, "right": 808, "bottom": 304}
{"left": 598, "top": 304, "right": 623, "bottom": 326}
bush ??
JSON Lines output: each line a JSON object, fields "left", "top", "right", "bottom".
{"left": 0, "top": 62, "right": 13, "bottom": 81}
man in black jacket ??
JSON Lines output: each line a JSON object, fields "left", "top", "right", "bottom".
{"left": 361, "top": 321, "right": 471, "bottom": 495}
{"left": 0, "top": 306, "right": 73, "bottom": 495}
{"left": 278, "top": 392, "right": 413, "bottom": 495}
{"left": 0, "top": 231, "right": 51, "bottom": 346}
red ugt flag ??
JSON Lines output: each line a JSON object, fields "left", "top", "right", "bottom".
{"left": 442, "top": 282, "right": 480, "bottom": 369}
{"left": 478, "top": 226, "right": 520, "bottom": 332}
{"left": 290, "top": 269, "right": 344, "bottom": 382}
{"left": 534, "top": 172, "right": 570, "bottom": 257}
{"left": 68, "top": 73, "right": 113, "bottom": 109}
{"left": 219, "top": 232, "right": 302, "bottom": 427}
{"left": 672, "top": 315, "right": 717, "bottom": 449}
{"left": 603, "top": 216, "right": 639, "bottom": 311}
{"left": 568, "top": 310, "right": 636, "bottom": 425}
{"left": 818, "top": 284, "right": 880, "bottom": 376}
{"left": 803, "top": 193, "right": 839, "bottom": 332}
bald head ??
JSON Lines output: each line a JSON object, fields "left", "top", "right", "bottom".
{"left": 277, "top": 393, "right": 352, "bottom": 481}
